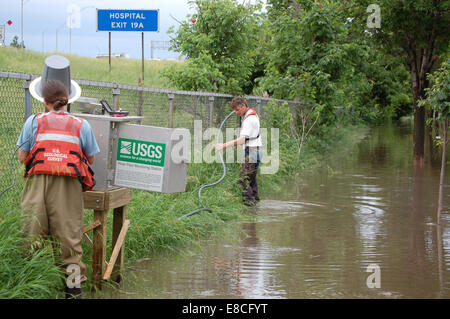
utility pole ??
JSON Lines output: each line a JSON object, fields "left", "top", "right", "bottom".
{"left": 69, "top": 17, "right": 71, "bottom": 54}
{"left": 55, "top": 22, "right": 65, "bottom": 52}
{"left": 41, "top": 27, "right": 49, "bottom": 53}
{"left": 20, "top": 0, "right": 24, "bottom": 48}
{"left": 20, "top": 0, "right": 31, "bottom": 48}
{"left": 67, "top": 5, "right": 94, "bottom": 56}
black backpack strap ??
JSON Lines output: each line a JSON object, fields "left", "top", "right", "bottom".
{"left": 67, "top": 163, "right": 88, "bottom": 190}
{"left": 24, "top": 148, "right": 45, "bottom": 177}
{"left": 69, "top": 150, "right": 87, "bottom": 163}
{"left": 245, "top": 131, "right": 260, "bottom": 141}
{"left": 69, "top": 150, "right": 95, "bottom": 176}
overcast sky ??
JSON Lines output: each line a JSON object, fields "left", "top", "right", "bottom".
{"left": 1, "top": 0, "right": 198, "bottom": 59}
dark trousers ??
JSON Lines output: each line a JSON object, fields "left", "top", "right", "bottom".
{"left": 239, "top": 147, "right": 261, "bottom": 203}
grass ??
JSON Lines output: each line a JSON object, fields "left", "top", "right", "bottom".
{"left": 0, "top": 195, "right": 65, "bottom": 299}
{"left": 0, "top": 46, "right": 184, "bottom": 88}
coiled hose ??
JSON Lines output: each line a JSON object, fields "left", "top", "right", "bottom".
{"left": 178, "top": 110, "right": 236, "bottom": 220}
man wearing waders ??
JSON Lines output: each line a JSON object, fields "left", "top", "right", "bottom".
{"left": 17, "top": 56, "right": 99, "bottom": 299}
{"left": 216, "top": 96, "right": 262, "bottom": 206}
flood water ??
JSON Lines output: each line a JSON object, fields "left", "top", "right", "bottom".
{"left": 101, "top": 124, "right": 450, "bottom": 298}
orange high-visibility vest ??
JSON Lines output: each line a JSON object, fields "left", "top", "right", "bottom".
{"left": 24, "top": 112, "right": 95, "bottom": 191}
{"left": 243, "top": 107, "right": 258, "bottom": 121}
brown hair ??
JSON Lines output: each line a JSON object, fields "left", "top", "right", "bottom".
{"left": 42, "top": 80, "right": 69, "bottom": 110}
{"left": 230, "top": 96, "right": 247, "bottom": 109}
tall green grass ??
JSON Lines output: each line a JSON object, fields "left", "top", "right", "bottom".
{"left": 0, "top": 198, "right": 64, "bottom": 299}
{"left": 0, "top": 47, "right": 183, "bottom": 88}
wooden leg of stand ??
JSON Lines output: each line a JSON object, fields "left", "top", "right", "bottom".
{"left": 111, "top": 206, "right": 127, "bottom": 283}
{"left": 92, "top": 209, "right": 107, "bottom": 290}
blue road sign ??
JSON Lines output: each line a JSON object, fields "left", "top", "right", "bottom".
{"left": 97, "top": 9, "right": 159, "bottom": 32}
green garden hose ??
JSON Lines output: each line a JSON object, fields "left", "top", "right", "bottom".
{"left": 178, "top": 110, "right": 236, "bottom": 220}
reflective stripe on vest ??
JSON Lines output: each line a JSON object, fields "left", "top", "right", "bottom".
{"left": 36, "top": 133, "right": 80, "bottom": 145}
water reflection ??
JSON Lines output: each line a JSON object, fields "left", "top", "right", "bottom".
{"left": 96, "top": 124, "right": 449, "bottom": 299}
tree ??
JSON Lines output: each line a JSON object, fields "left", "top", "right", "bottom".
{"left": 262, "top": 1, "right": 350, "bottom": 103}
{"left": 349, "top": 0, "right": 450, "bottom": 166}
{"left": 420, "top": 55, "right": 449, "bottom": 224}
{"left": 258, "top": 0, "right": 414, "bottom": 126}
{"left": 163, "top": 0, "right": 263, "bottom": 94}
{"left": 259, "top": 0, "right": 366, "bottom": 153}
{"left": 10, "top": 35, "right": 24, "bottom": 49}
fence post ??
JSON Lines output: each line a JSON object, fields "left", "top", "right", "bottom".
{"left": 257, "top": 99, "right": 261, "bottom": 115}
{"left": 112, "top": 86, "right": 120, "bottom": 110}
{"left": 168, "top": 93, "right": 174, "bottom": 128}
{"left": 209, "top": 96, "right": 214, "bottom": 128}
{"left": 24, "top": 77, "right": 32, "bottom": 122}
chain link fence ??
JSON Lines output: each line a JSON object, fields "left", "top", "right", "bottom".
{"left": 0, "top": 71, "right": 299, "bottom": 205}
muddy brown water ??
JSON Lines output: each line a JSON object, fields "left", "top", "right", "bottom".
{"left": 97, "top": 124, "right": 450, "bottom": 298}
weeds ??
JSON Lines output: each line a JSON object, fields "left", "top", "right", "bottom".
{"left": 0, "top": 211, "right": 64, "bottom": 299}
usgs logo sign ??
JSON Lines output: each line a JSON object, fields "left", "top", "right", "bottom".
{"left": 118, "top": 138, "right": 166, "bottom": 167}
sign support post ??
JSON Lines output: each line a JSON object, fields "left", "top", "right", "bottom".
{"left": 109, "top": 31, "right": 111, "bottom": 72}
{"left": 141, "top": 32, "right": 144, "bottom": 81}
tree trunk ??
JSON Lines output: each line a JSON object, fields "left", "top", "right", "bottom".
{"left": 410, "top": 62, "right": 425, "bottom": 167}
{"left": 434, "top": 110, "right": 440, "bottom": 138}
{"left": 407, "top": 41, "right": 424, "bottom": 167}
{"left": 437, "top": 119, "right": 448, "bottom": 224}
{"left": 405, "top": 30, "right": 437, "bottom": 167}
{"left": 413, "top": 100, "right": 426, "bottom": 167}
{"left": 427, "top": 120, "right": 434, "bottom": 165}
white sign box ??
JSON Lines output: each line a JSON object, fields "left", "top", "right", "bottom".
{"left": 75, "top": 113, "right": 188, "bottom": 193}
{"left": 115, "top": 137, "right": 166, "bottom": 192}
{"left": 112, "top": 124, "right": 188, "bottom": 193}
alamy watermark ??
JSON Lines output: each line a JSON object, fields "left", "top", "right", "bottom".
{"left": 66, "top": 264, "right": 81, "bottom": 289}
{"left": 67, "top": 4, "right": 81, "bottom": 29}
{"left": 367, "top": 4, "right": 381, "bottom": 29}
{"left": 366, "top": 264, "right": 381, "bottom": 288}
{"left": 168, "top": 121, "right": 280, "bottom": 175}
